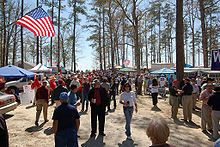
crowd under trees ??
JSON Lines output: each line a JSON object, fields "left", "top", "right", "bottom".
{"left": 0, "top": 0, "right": 219, "bottom": 74}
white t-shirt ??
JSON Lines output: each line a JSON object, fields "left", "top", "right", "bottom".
{"left": 120, "top": 91, "right": 137, "bottom": 107}
{"left": 150, "top": 85, "right": 159, "bottom": 93}
{"left": 196, "top": 78, "right": 202, "bottom": 87}
{"left": 159, "top": 77, "right": 166, "bottom": 87}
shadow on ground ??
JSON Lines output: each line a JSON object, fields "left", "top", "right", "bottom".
{"left": 26, "top": 104, "right": 35, "bottom": 109}
{"left": 3, "top": 114, "right": 14, "bottom": 120}
{"left": 118, "top": 139, "right": 138, "bottom": 147}
{"left": 44, "top": 127, "right": 54, "bottom": 135}
{"left": 25, "top": 126, "right": 43, "bottom": 133}
{"left": 81, "top": 135, "right": 105, "bottom": 147}
{"left": 151, "top": 106, "right": 162, "bottom": 111}
{"left": 25, "top": 122, "right": 47, "bottom": 133}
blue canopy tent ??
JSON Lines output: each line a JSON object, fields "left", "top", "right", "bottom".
{"left": 150, "top": 68, "right": 175, "bottom": 75}
{"left": 0, "top": 65, "right": 35, "bottom": 78}
{"left": 184, "top": 64, "right": 193, "bottom": 68}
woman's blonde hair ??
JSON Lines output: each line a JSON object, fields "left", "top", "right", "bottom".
{"left": 146, "top": 118, "right": 170, "bottom": 145}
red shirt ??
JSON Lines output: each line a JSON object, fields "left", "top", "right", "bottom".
{"left": 31, "top": 79, "right": 41, "bottom": 89}
{"left": 78, "top": 80, "right": 83, "bottom": 92}
{"left": 36, "top": 86, "right": 49, "bottom": 103}
{"left": 94, "top": 88, "right": 101, "bottom": 105}
{"left": 49, "top": 79, "right": 57, "bottom": 90}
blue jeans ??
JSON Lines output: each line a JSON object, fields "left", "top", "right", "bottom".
{"left": 55, "top": 128, "right": 78, "bottom": 147}
{"left": 123, "top": 106, "right": 134, "bottom": 137}
{"left": 82, "top": 93, "right": 89, "bottom": 111}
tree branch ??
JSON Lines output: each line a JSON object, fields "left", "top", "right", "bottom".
{"left": 114, "top": 0, "right": 134, "bottom": 26}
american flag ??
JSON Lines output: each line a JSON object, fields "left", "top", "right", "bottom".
{"left": 17, "top": 6, "right": 55, "bottom": 37}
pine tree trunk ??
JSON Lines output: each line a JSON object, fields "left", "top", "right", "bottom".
{"left": 2, "top": 0, "right": 6, "bottom": 66}
{"left": 132, "top": 0, "right": 140, "bottom": 71}
{"left": 102, "top": 7, "right": 106, "bottom": 70}
{"left": 57, "top": 0, "right": 61, "bottom": 70}
{"left": 40, "top": 37, "right": 43, "bottom": 63}
{"left": 70, "top": 0, "right": 77, "bottom": 72}
{"left": 122, "top": 16, "right": 126, "bottom": 67}
{"left": 176, "top": 0, "right": 184, "bottom": 86}
{"left": 12, "top": 24, "right": 18, "bottom": 65}
{"left": 158, "top": 4, "right": 161, "bottom": 63}
{"left": 61, "top": 35, "right": 66, "bottom": 68}
{"left": 108, "top": 2, "right": 114, "bottom": 70}
{"left": 98, "top": 10, "right": 102, "bottom": 70}
{"left": 144, "top": 15, "right": 148, "bottom": 68}
{"left": 199, "top": 0, "right": 208, "bottom": 67}
{"left": 185, "top": 26, "right": 188, "bottom": 64}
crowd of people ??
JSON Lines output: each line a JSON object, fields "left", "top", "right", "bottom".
{"left": 1, "top": 70, "right": 220, "bottom": 147}
{"left": 32, "top": 71, "right": 220, "bottom": 146}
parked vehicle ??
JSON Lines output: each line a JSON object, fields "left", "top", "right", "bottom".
{"left": 5, "top": 78, "right": 29, "bottom": 93}
{"left": 0, "top": 92, "right": 17, "bottom": 114}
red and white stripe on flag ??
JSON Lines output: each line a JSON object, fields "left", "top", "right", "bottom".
{"left": 17, "top": 15, "right": 55, "bottom": 37}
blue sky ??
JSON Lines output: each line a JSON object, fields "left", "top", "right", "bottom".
{"left": 28, "top": 0, "right": 93, "bottom": 71}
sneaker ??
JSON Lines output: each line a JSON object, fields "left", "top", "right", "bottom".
{"left": 127, "top": 136, "right": 132, "bottom": 140}
{"left": 35, "top": 121, "right": 39, "bottom": 126}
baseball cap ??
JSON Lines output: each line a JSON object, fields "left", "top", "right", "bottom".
{"left": 59, "top": 92, "right": 69, "bottom": 100}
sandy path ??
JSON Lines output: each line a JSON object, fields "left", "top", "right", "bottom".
{"left": 6, "top": 95, "right": 213, "bottom": 147}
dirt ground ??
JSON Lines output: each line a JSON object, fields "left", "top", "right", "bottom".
{"left": 5, "top": 95, "right": 214, "bottom": 147}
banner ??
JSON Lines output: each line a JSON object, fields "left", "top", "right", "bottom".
{"left": 211, "top": 49, "right": 220, "bottom": 70}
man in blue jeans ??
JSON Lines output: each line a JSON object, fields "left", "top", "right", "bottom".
{"left": 52, "top": 92, "right": 80, "bottom": 147}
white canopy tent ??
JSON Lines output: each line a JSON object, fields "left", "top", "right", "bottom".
{"left": 30, "top": 63, "right": 52, "bottom": 73}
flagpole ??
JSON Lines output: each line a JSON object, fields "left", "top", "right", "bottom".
{"left": 36, "top": 0, "right": 40, "bottom": 64}
{"left": 21, "top": 0, "right": 24, "bottom": 68}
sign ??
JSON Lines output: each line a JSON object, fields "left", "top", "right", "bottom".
{"left": 211, "top": 49, "right": 220, "bottom": 70}
{"left": 19, "top": 85, "right": 35, "bottom": 105}
{"left": 123, "top": 60, "right": 130, "bottom": 65}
